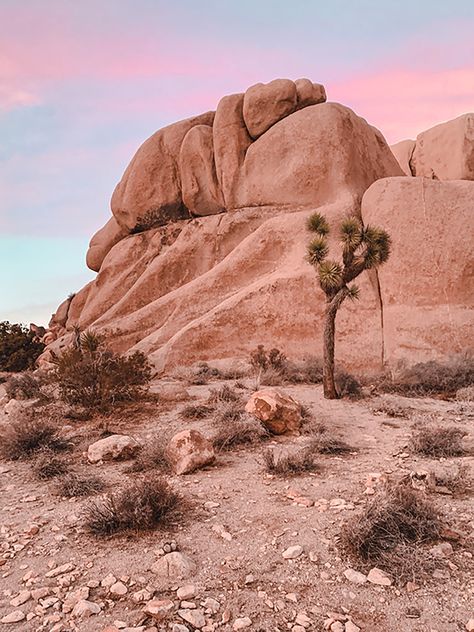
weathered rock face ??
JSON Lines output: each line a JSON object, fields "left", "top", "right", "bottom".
{"left": 390, "top": 113, "right": 474, "bottom": 179}
{"left": 87, "top": 434, "right": 140, "bottom": 463}
{"left": 43, "top": 80, "right": 472, "bottom": 373}
{"left": 166, "top": 429, "right": 215, "bottom": 475}
{"left": 245, "top": 389, "right": 302, "bottom": 435}
{"left": 361, "top": 177, "right": 474, "bottom": 366}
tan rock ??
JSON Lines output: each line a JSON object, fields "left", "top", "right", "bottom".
{"left": 143, "top": 598, "right": 174, "bottom": 621}
{"left": 367, "top": 567, "right": 392, "bottom": 586}
{"left": 1, "top": 610, "right": 26, "bottom": 624}
{"left": 166, "top": 429, "right": 215, "bottom": 475}
{"left": 111, "top": 111, "right": 214, "bottom": 231}
{"left": 245, "top": 389, "right": 301, "bottom": 434}
{"left": 243, "top": 78, "right": 297, "bottom": 139}
{"left": 362, "top": 177, "right": 474, "bottom": 367}
{"left": 71, "top": 599, "right": 101, "bottom": 618}
{"left": 150, "top": 552, "right": 196, "bottom": 582}
{"left": 87, "top": 434, "right": 140, "bottom": 463}
{"left": 390, "top": 139, "right": 415, "bottom": 175}
{"left": 410, "top": 113, "right": 474, "bottom": 180}
{"left": 295, "top": 78, "right": 326, "bottom": 109}
{"left": 86, "top": 217, "right": 128, "bottom": 272}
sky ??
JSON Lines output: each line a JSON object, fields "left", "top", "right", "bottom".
{"left": 1, "top": 0, "right": 473, "bottom": 326}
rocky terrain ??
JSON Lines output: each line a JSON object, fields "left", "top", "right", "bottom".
{"left": 38, "top": 78, "right": 473, "bottom": 375}
{"left": 1, "top": 373, "right": 473, "bottom": 632}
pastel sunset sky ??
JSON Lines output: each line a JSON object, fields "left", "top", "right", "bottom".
{"left": 1, "top": 0, "right": 473, "bottom": 325}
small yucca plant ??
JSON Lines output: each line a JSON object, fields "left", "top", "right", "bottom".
{"left": 306, "top": 213, "right": 391, "bottom": 399}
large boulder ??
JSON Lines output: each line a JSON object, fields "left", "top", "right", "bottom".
{"left": 410, "top": 113, "right": 474, "bottom": 180}
{"left": 86, "top": 217, "right": 128, "bottom": 272}
{"left": 390, "top": 139, "right": 415, "bottom": 176}
{"left": 243, "top": 78, "right": 298, "bottom": 139}
{"left": 362, "top": 177, "right": 474, "bottom": 366}
{"left": 245, "top": 389, "right": 302, "bottom": 435}
{"left": 87, "top": 434, "right": 140, "bottom": 463}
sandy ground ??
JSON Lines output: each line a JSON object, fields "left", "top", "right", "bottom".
{"left": 1, "top": 378, "right": 473, "bottom": 632}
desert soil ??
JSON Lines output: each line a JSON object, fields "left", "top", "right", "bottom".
{"left": 1, "top": 378, "right": 473, "bottom": 632}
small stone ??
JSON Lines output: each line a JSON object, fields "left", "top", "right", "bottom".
{"left": 178, "top": 609, "right": 206, "bottom": 628}
{"left": 31, "top": 588, "right": 50, "bottom": 601}
{"left": 344, "top": 569, "right": 367, "bottom": 584}
{"left": 9, "top": 591, "right": 31, "bottom": 607}
{"left": 406, "top": 581, "right": 420, "bottom": 593}
{"left": 345, "top": 622, "right": 361, "bottom": 632}
{"left": 466, "top": 620, "right": 474, "bottom": 632}
{"left": 181, "top": 601, "right": 196, "bottom": 609}
{"left": 293, "top": 627, "right": 306, "bottom": 632}
{"left": 367, "top": 567, "right": 392, "bottom": 586}
{"left": 177, "top": 585, "right": 196, "bottom": 600}
{"left": 430, "top": 542, "right": 453, "bottom": 558}
{"left": 143, "top": 599, "right": 175, "bottom": 621}
{"left": 295, "top": 612, "right": 312, "bottom": 627}
{"left": 45, "top": 562, "right": 75, "bottom": 578}
{"left": 233, "top": 617, "right": 252, "bottom": 630}
{"left": 172, "top": 626, "right": 190, "bottom": 632}
{"left": 1, "top": 610, "right": 26, "bottom": 624}
{"left": 202, "top": 597, "right": 220, "bottom": 613}
{"left": 110, "top": 581, "right": 128, "bottom": 596}
{"left": 282, "top": 545, "right": 303, "bottom": 559}
{"left": 330, "top": 623, "right": 344, "bottom": 632}
{"left": 71, "top": 599, "right": 101, "bottom": 618}
{"left": 101, "top": 573, "right": 117, "bottom": 587}
{"left": 150, "top": 552, "right": 196, "bottom": 583}
{"left": 132, "top": 589, "right": 153, "bottom": 603}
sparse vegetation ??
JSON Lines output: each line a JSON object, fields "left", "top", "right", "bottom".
{"left": 0, "top": 321, "right": 45, "bottom": 372}
{"left": 5, "top": 372, "right": 46, "bottom": 400}
{"left": 212, "top": 416, "right": 269, "bottom": 452}
{"left": 339, "top": 484, "right": 442, "bottom": 582}
{"left": 383, "top": 354, "right": 474, "bottom": 397}
{"left": 83, "top": 475, "right": 184, "bottom": 536}
{"left": 263, "top": 446, "right": 320, "bottom": 476}
{"left": 180, "top": 404, "right": 214, "bottom": 419}
{"left": 411, "top": 426, "right": 468, "bottom": 458}
{"left": 57, "top": 473, "right": 106, "bottom": 498}
{"left": 33, "top": 452, "right": 69, "bottom": 480}
{"left": 207, "top": 384, "right": 241, "bottom": 404}
{"left": 335, "top": 370, "right": 362, "bottom": 399}
{"left": 371, "top": 399, "right": 412, "bottom": 418}
{"left": 249, "top": 346, "right": 324, "bottom": 387}
{"left": 127, "top": 436, "right": 171, "bottom": 473}
{"left": 306, "top": 213, "right": 391, "bottom": 399}
{"left": 433, "top": 465, "right": 474, "bottom": 497}
{"left": 51, "top": 329, "right": 152, "bottom": 412}
{"left": 308, "top": 434, "right": 353, "bottom": 455}
{"left": 0, "top": 413, "right": 69, "bottom": 460}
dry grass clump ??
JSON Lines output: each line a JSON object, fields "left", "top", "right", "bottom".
{"left": 180, "top": 404, "right": 214, "bottom": 419}
{"left": 207, "top": 384, "right": 241, "bottom": 404}
{"left": 250, "top": 345, "right": 324, "bottom": 386}
{"left": 411, "top": 426, "right": 468, "bottom": 458}
{"left": 211, "top": 399, "right": 246, "bottom": 427}
{"left": 83, "top": 475, "right": 184, "bottom": 536}
{"left": 0, "top": 413, "right": 69, "bottom": 460}
{"left": 456, "top": 385, "right": 474, "bottom": 402}
{"left": 5, "top": 372, "right": 45, "bottom": 400}
{"left": 308, "top": 435, "right": 353, "bottom": 455}
{"left": 127, "top": 436, "right": 170, "bottom": 473}
{"left": 263, "top": 446, "right": 320, "bottom": 476}
{"left": 383, "top": 353, "right": 474, "bottom": 397}
{"left": 339, "top": 485, "right": 442, "bottom": 582}
{"left": 33, "top": 452, "right": 69, "bottom": 480}
{"left": 335, "top": 370, "right": 362, "bottom": 399}
{"left": 371, "top": 399, "right": 412, "bottom": 419}
{"left": 212, "top": 416, "right": 269, "bottom": 452}
{"left": 57, "top": 473, "right": 106, "bottom": 498}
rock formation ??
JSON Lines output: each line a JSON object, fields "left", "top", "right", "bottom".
{"left": 42, "top": 79, "right": 474, "bottom": 373}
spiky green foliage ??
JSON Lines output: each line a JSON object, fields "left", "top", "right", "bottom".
{"left": 346, "top": 284, "right": 360, "bottom": 301}
{"left": 318, "top": 260, "right": 343, "bottom": 292}
{"left": 362, "top": 226, "right": 391, "bottom": 268}
{"left": 307, "top": 212, "right": 330, "bottom": 236}
{"left": 340, "top": 217, "right": 363, "bottom": 252}
{"left": 307, "top": 237, "right": 329, "bottom": 265}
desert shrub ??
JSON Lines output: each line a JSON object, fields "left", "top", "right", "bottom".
{"left": 33, "top": 452, "right": 69, "bottom": 480}
{"left": 335, "top": 370, "right": 362, "bottom": 398}
{"left": 212, "top": 416, "right": 269, "bottom": 452}
{"left": 308, "top": 434, "right": 353, "bottom": 455}
{"left": 263, "top": 446, "right": 320, "bottom": 476}
{"left": 57, "top": 473, "right": 106, "bottom": 497}
{"left": 5, "top": 372, "right": 45, "bottom": 400}
{"left": 83, "top": 475, "right": 183, "bottom": 535}
{"left": 385, "top": 354, "right": 474, "bottom": 397}
{"left": 212, "top": 399, "right": 246, "bottom": 426}
{"left": 371, "top": 399, "right": 412, "bottom": 419}
{"left": 188, "top": 362, "right": 223, "bottom": 385}
{"left": 0, "top": 414, "right": 69, "bottom": 460}
{"left": 207, "top": 384, "right": 241, "bottom": 404}
{"left": 411, "top": 426, "right": 468, "bottom": 458}
{"left": 0, "top": 321, "right": 44, "bottom": 372}
{"left": 127, "top": 436, "right": 170, "bottom": 473}
{"left": 456, "top": 385, "right": 474, "bottom": 402}
{"left": 339, "top": 485, "right": 442, "bottom": 582}
{"left": 180, "top": 404, "right": 214, "bottom": 419}
{"left": 51, "top": 330, "right": 151, "bottom": 412}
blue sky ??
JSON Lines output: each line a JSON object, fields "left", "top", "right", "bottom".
{"left": 1, "top": 0, "right": 473, "bottom": 325}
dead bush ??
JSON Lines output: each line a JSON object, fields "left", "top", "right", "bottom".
{"left": 83, "top": 475, "right": 184, "bottom": 535}
{"left": 263, "top": 446, "right": 320, "bottom": 476}
{"left": 0, "top": 321, "right": 44, "bottom": 372}
{"left": 51, "top": 330, "right": 152, "bottom": 412}
{"left": 207, "top": 384, "right": 241, "bottom": 404}
{"left": 335, "top": 370, "right": 362, "bottom": 398}
{"left": 0, "top": 413, "right": 69, "bottom": 460}
{"left": 339, "top": 485, "right": 442, "bottom": 582}
{"left": 456, "top": 385, "right": 474, "bottom": 402}
{"left": 212, "top": 399, "right": 246, "bottom": 426}
{"left": 212, "top": 417, "right": 269, "bottom": 452}
{"left": 57, "top": 473, "right": 106, "bottom": 498}
{"left": 384, "top": 354, "right": 474, "bottom": 397}
{"left": 5, "top": 372, "right": 45, "bottom": 400}
{"left": 127, "top": 436, "right": 170, "bottom": 473}
{"left": 250, "top": 345, "right": 323, "bottom": 385}
{"left": 34, "top": 452, "right": 69, "bottom": 480}
{"left": 181, "top": 404, "right": 214, "bottom": 419}
{"left": 411, "top": 426, "right": 468, "bottom": 458}
{"left": 371, "top": 399, "right": 412, "bottom": 419}
{"left": 308, "top": 435, "right": 353, "bottom": 455}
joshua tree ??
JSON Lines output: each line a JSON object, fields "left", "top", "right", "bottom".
{"left": 306, "top": 212, "right": 391, "bottom": 399}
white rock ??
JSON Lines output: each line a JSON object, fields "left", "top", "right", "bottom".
{"left": 1, "top": 610, "right": 26, "bottom": 623}
{"left": 345, "top": 621, "right": 361, "bottom": 632}
{"left": 143, "top": 598, "right": 175, "bottom": 621}
{"left": 466, "top": 620, "right": 474, "bottom": 632}
{"left": 110, "top": 581, "right": 128, "bottom": 596}
{"left": 9, "top": 591, "right": 31, "bottom": 607}
{"left": 233, "top": 617, "right": 253, "bottom": 630}
{"left": 131, "top": 588, "right": 153, "bottom": 603}
{"left": 101, "top": 572, "right": 118, "bottom": 587}
{"left": 343, "top": 569, "right": 367, "bottom": 584}
{"left": 45, "top": 562, "right": 75, "bottom": 577}
{"left": 178, "top": 608, "right": 206, "bottom": 628}
{"left": 367, "top": 567, "right": 392, "bottom": 586}
{"left": 172, "top": 625, "right": 190, "bottom": 632}
{"left": 177, "top": 584, "right": 196, "bottom": 600}
{"left": 87, "top": 434, "right": 140, "bottom": 463}
{"left": 150, "top": 552, "right": 196, "bottom": 583}
{"left": 282, "top": 545, "right": 303, "bottom": 559}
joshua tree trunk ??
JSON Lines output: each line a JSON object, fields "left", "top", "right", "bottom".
{"left": 322, "top": 288, "right": 349, "bottom": 399}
